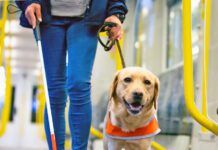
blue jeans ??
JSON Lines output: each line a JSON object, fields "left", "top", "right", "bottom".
{"left": 40, "top": 17, "right": 98, "bottom": 150}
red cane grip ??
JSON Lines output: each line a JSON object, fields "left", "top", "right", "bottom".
{"left": 51, "top": 134, "right": 57, "bottom": 150}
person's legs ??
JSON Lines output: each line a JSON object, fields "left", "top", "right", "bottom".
{"left": 40, "top": 20, "right": 67, "bottom": 150}
{"left": 66, "top": 20, "right": 98, "bottom": 150}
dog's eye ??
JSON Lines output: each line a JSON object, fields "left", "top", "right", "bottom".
{"left": 144, "top": 80, "right": 151, "bottom": 85}
{"left": 124, "top": 77, "right": 132, "bottom": 83}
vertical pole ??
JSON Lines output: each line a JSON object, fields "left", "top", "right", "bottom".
{"left": 201, "top": 0, "right": 211, "bottom": 133}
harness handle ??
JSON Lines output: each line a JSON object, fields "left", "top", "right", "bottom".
{"left": 97, "top": 22, "right": 126, "bottom": 68}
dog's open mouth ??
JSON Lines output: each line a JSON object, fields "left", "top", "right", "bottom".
{"left": 124, "top": 99, "right": 144, "bottom": 115}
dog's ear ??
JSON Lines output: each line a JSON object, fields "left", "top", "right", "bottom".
{"left": 109, "top": 71, "right": 120, "bottom": 101}
{"left": 153, "top": 77, "right": 160, "bottom": 109}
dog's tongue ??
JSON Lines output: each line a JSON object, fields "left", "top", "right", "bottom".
{"left": 130, "top": 102, "right": 142, "bottom": 111}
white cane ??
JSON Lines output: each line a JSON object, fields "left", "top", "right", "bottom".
{"left": 34, "top": 23, "right": 57, "bottom": 150}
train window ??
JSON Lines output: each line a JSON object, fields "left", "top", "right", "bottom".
{"left": 167, "top": 0, "right": 201, "bottom": 68}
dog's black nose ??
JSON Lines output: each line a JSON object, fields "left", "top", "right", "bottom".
{"left": 133, "top": 92, "right": 143, "bottom": 101}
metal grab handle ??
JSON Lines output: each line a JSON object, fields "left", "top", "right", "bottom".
{"left": 182, "top": 0, "right": 218, "bottom": 135}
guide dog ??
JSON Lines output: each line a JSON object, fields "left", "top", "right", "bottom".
{"left": 103, "top": 67, "right": 160, "bottom": 150}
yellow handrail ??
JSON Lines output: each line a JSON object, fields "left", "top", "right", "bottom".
{"left": 90, "top": 126, "right": 103, "bottom": 139}
{"left": 182, "top": 0, "right": 218, "bottom": 135}
{"left": 0, "top": 51, "right": 12, "bottom": 136}
{"left": 0, "top": 0, "right": 11, "bottom": 137}
{"left": 112, "top": 33, "right": 124, "bottom": 70}
{"left": 0, "top": 0, "right": 8, "bottom": 65}
{"left": 36, "top": 82, "right": 47, "bottom": 141}
{"left": 36, "top": 82, "right": 46, "bottom": 124}
{"left": 201, "top": 0, "right": 211, "bottom": 133}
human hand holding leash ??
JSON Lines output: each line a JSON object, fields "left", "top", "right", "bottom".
{"left": 97, "top": 22, "right": 126, "bottom": 68}
{"left": 25, "top": 3, "right": 42, "bottom": 29}
{"left": 104, "top": 15, "right": 123, "bottom": 40}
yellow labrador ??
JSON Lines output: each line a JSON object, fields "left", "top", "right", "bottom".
{"left": 103, "top": 67, "right": 160, "bottom": 150}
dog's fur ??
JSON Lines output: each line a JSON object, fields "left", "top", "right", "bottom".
{"left": 103, "top": 67, "right": 160, "bottom": 150}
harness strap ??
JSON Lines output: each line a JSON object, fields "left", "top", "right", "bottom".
{"left": 105, "top": 112, "right": 161, "bottom": 140}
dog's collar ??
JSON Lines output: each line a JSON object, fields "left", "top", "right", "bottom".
{"left": 105, "top": 112, "right": 161, "bottom": 140}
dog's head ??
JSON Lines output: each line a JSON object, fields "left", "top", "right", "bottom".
{"left": 109, "top": 67, "right": 159, "bottom": 116}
